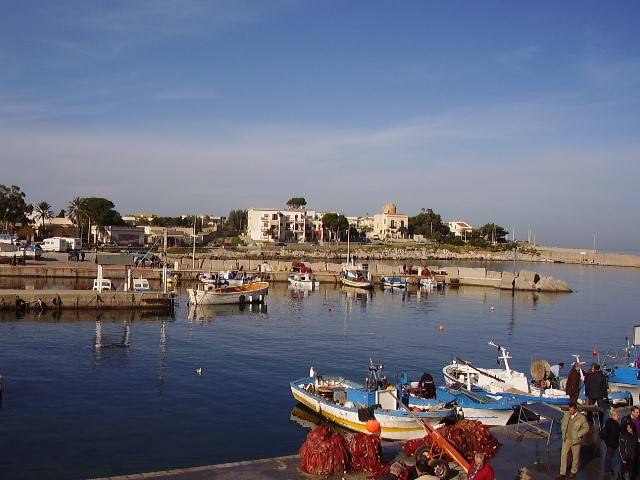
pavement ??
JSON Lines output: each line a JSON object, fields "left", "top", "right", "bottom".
{"left": 93, "top": 422, "right": 611, "bottom": 480}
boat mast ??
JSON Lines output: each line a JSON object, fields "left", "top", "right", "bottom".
{"left": 347, "top": 227, "right": 351, "bottom": 265}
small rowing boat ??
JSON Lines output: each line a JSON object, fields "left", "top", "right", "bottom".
{"left": 381, "top": 277, "right": 408, "bottom": 288}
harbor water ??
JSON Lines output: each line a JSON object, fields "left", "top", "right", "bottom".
{"left": 0, "top": 261, "right": 639, "bottom": 479}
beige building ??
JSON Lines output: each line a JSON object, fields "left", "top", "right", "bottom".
{"left": 372, "top": 203, "right": 409, "bottom": 240}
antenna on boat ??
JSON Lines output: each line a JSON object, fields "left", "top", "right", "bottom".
{"left": 488, "top": 341, "right": 512, "bottom": 377}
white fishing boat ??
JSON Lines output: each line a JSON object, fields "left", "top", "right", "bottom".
{"left": 443, "top": 342, "right": 631, "bottom": 406}
{"left": 196, "top": 272, "right": 228, "bottom": 286}
{"left": 288, "top": 272, "right": 319, "bottom": 289}
{"left": 187, "top": 281, "right": 269, "bottom": 306}
{"left": 219, "top": 270, "right": 254, "bottom": 286}
{"left": 420, "top": 277, "right": 444, "bottom": 289}
{"left": 290, "top": 362, "right": 456, "bottom": 441}
{"left": 339, "top": 263, "right": 373, "bottom": 289}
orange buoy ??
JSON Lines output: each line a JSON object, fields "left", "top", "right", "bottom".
{"left": 438, "top": 324, "right": 445, "bottom": 332}
{"left": 366, "top": 419, "right": 381, "bottom": 433}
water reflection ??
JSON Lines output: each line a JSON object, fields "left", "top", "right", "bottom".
{"left": 186, "top": 303, "right": 268, "bottom": 324}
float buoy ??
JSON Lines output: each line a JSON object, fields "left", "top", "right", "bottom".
{"left": 438, "top": 324, "right": 445, "bottom": 332}
{"left": 366, "top": 419, "right": 380, "bottom": 433}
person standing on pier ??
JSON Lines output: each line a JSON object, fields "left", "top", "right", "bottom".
{"left": 557, "top": 403, "right": 588, "bottom": 479}
{"left": 619, "top": 421, "right": 638, "bottom": 480}
{"left": 565, "top": 362, "right": 583, "bottom": 404}
{"left": 600, "top": 408, "right": 621, "bottom": 476}
{"left": 584, "top": 363, "right": 608, "bottom": 426}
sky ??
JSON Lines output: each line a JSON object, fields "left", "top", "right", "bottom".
{"left": 1, "top": 0, "right": 639, "bottom": 251}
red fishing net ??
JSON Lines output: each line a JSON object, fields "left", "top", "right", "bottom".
{"left": 402, "top": 420, "right": 500, "bottom": 462}
{"left": 343, "top": 432, "right": 384, "bottom": 472}
{"left": 299, "top": 425, "right": 349, "bottom": 475}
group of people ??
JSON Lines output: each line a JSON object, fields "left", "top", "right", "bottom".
{"left": 558, "top": 361, "right": 636, "bottom": 479}
{"left": 380, "top": 452, "right": 496, "bottom": 480}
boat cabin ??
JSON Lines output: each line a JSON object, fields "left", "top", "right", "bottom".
{"left": 92, "top": 279, "right": 113, "bottom": 291}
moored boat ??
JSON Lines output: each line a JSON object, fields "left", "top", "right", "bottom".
{"left": 187, "top": 281, "right": 269, "bottom": 306}
{"left": 339, "top": 263, "right": 373, "bottom": 289}
{"left": 288, "top": 272, "right": 319, "bottom": 289}
{"left": 420, "top": 277, "right": 444, "bottom": 289}
{"left": 603, "top": 338, "right": 640, "bottom": 405}
{"left": 219, "top": 270, "right": 255, "bottom": 286}
{"left": 290, "top": 362, "right": 456, "bottom": 441}
{"left": 381, "top": 277, "right": 408, "bottom": 289}
{"left": 443, "top": 342, "right": 632, "bottom": 406}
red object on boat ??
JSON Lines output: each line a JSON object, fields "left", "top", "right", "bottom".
{"left": 366, "top": 419, "right": 381, "bottom": 432}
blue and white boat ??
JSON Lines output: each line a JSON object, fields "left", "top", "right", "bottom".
{"left": 381, "top": 277, "right": 408, "bottom": 289}
{"left": 603, "top": 339, "right": 640, "bottom": 405}
{"left": 290, "top": 362, "right": 456, "bottom": 440}
{"left": 399, "top": 373, "right": 517, "bottom": 426}
{"left": 443, "top": 342, "right": 632, "bottom": 407}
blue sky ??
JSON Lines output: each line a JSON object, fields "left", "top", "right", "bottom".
{"left": 1, "top": 1, "right": 639, "bottom": 250}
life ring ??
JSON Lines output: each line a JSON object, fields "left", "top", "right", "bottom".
{"left": 238, "top": 295, "right": 246, "bottom": 304}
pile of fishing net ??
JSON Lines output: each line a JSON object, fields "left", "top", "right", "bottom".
{"left": 403, "top": 420, "right": 500, "bottom": 462}
{"left": 299, "top": 425, "right": 384, "bottom": 475}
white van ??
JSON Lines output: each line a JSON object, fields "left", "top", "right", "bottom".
{"left": 41, "top": 237, "right": 68, "bottom": 252}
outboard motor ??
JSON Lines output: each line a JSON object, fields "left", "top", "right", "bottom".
{"left": 418, "top": 372, "right": 436, "bottom": 399}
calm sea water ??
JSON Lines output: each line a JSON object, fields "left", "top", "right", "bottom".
{"left": 0, "top": 262, "right": 639, "bottom": 479}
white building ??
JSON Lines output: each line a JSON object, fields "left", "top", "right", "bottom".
{"left": 372, "top": 203, "right": 409, "bottom": 240}
{"left": 247, "top": 208, "right": 324, "bottom": 243}
{"left": 448, "top": 221, "right": 473, "bottom": 238}
{"left": 347, "top": 215, "right": 375, "bottom": 238}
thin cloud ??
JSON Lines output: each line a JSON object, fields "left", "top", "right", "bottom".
{"left": 496, "top": 45, "right": 542, "bottom": 69}
{"left": 586, "top": 58, "right": 640, "bottom": 88}
{"left": 155, "top": 88, "right": 219, "bottom": 101}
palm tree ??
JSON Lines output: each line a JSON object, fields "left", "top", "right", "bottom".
{"left": 34, "top": 201, "right": 54, "bottom": 239}
{"left": 67, "top": 197, "right": 87, "bottom": 241}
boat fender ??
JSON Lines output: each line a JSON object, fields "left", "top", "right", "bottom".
{"left": 239, "top": 295, "right": 246, "bottom": 304}
{"left": 258, "top": 294, "right": 264, "bottom": 303}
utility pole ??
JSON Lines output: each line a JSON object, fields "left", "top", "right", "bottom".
{"left": 192, "top": 215, "right": 197, "bottom": 269}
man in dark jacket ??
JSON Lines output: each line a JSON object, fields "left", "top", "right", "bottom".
{"left": 584, "top": 363, "right": 608, "bottom": 426}
{"left": 600, "top": 408, "right": 621, "bottom": 475}
{"left": 565, "top": 362, "right": 583, "bottom": 404}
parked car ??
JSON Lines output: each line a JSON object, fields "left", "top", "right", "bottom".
{"left": 21, "top": 244, "right": 43, "bottom": 259}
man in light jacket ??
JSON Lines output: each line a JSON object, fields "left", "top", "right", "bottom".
{"left": 557, "top": 403, "right": 589, "bottom": 479}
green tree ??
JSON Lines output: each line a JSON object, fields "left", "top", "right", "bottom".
{"left": 226, "top": 209, "right": 247, "bottom": 233}
{"left": 472, "top": 223, "right": 509, "bottom": 244}
{"left": 286, "top": 197, "right": 307, "bottom": 209}
{"left": 67, "top": 197, "right": 88, "bottom": 241}
{"left": 34, "top": 201, "right": 54, "bottom": 238}
{"left": 0, "top": 184, "right": 31, "bottom": 230}
{"left": 408, "top": 208, "right": 449, "bottom": 240}
{"left": 322, "top": 213, "right": 349, "bottom": 242}
{"left": 82, "top": 198, "right": 124, "bottom": 227}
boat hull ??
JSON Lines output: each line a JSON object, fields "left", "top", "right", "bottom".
{"left": 290, "top": 378, "right": 452, "bottom": 441}
{"left": 339, "top": 278, "right": 373, "bottom": 289}
{"left": 288, "top": 279, "right": 319, "bottom": 289}
{"left": 187, "top": 282, "right": 269, "bottom": 306}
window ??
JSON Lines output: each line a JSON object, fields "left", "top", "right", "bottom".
{"left": 272, "top": 214, "right": 278, "bottom": 220}
{"left": 391, "top": 220, "right": 395, "bottom": 228}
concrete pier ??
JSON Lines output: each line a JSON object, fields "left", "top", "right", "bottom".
{"left": 0, "top": 289, "right": 175, "bottom": 311}
{"left": 92, "top": 422, "right": 605, "bottom": 480}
